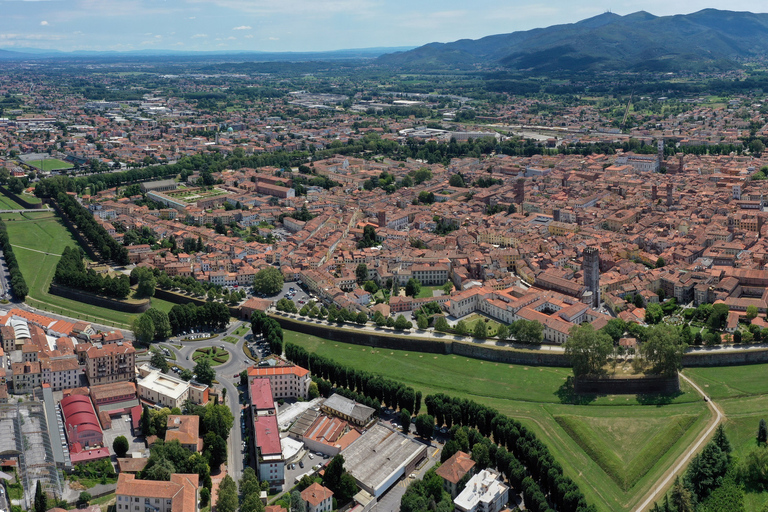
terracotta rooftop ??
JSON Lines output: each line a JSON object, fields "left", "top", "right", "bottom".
{"left": 435, "top": 450, "right": 475, "bottom": 484}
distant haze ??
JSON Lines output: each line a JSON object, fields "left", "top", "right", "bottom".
{"left": 1, "top": 0, "right": 768, "bottom": 53}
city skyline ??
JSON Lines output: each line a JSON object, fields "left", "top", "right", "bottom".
{"left": 2, "top": 1, "right": 768, "bottom": 53}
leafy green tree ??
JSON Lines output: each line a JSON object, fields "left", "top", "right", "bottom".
{"left": 136, "top": 270, "right": 157, "bottom": 298}
{"left": 291, "top": 490, "right": 306, "bottom": 512}
{"left": 194, "top": 359, "right": 216, "bottom": 386}
{"left": 656, "top": 257, "right": 666, "bottom": 268}
{"left": 747, "top": 305, "right": 759, "bottom": 321}
{"left": 394, "top": 315, "right": 412, "bottom": 330}
{"left": 642, "top": 324, "right": 686, "bottom": 376}
{"left": 645, "top": 303, "right": 664, "bottom": 324}
{"left": 670, "top": 476, "right": 693, "bottom": 512}
{"left": 758, "top": 419, "right": 767, "bottom": 445}
{"left": 200, "top": 487, "right": 210, "bottom": 507}
{"left": 740, "top": 446, "right": 768, "bottom": 490}
{"left": 454, "top": 320, "right": 468, "bottom": 335}
{"left": 356, "top": 312, "right": 368, "bottom": 325}
{"left": 473, "top": 320, "right": 488, "bottom": 338}
{"left": 405, "top": 278, "right": 421, "bottom": 297}
{"left": 417, "top": 315, "right": 429, "bottom": 329}
{"left": 434, "top": 316, "right": 450, "bottom": 332}
{"left": 685, "top": 442, "right": 729, "bottom": 501}
{"left": 253, "top": 266, "right": 284, "bottom": 295}
{"left": 707, "top": 303, "right": 730, "bottom": 331}
{"left": 34, "top": 481, "right": 46, "bottom": 512}
{"left": 713, "top": 424, "right": 731, "bottom": 457}
{"left": 414, "top": 414, "right": 434, "bottom": 438}
{"left": 514, "top": 319, "right": 543, "bottom": 344}
{"left": 216, "top": 475, "right": 238, "bottom": 512}
{"left": 113, "top": 435, "right": 130, "bottom": 458}
{"left": 132, "top": 313, "right": 155, "bottom": 346}
{"left": 564, "top": 323, "right": 613, "bottom": 376}
{"left": 496, "top": 324, "right": 509, "bottom": 340}
{"left": 471, "top": 442, "right": 491, "bottom": 470}
{"left": 78, "top": 492, "right": 92, "bottom": 507}
{"left": 449, "top": 174, "right": 466, "bottom": 187}
{"left": 602, "top": 318, "right": 627, "bottom": 342}
{"left": 356, "top": 263, "right": 368, "bottom": 284}
{"left": 400, "top": 409, "right": 411, "bottom": 433}
{"left": 442, "top": 281, "right": 453, "bottom": 294}
{"left": 150, "top": 350, "right": 169, "bottom": 373}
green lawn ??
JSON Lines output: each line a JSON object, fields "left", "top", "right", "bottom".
{"left": 3, "top": 211, "right": 138, "bottom": 327}
{"left": 19, "top": 192, "right": 41, "bottom": 204}
{"left": 0, "top": 195, "right": 23, "bottom": 210}
{"left": 233, "top": 324, "right": 250, "bottom": 336}
{"left": 285, "top": 330, "right": 712, "bottom": 511}
{"left": 460, "top": 313, "right": 502, "bottom": 337}
{"left": 27, "top": 158, "right": 73, "bottom": 172}
{"left": 150, "top": 297, "right": 178, "bottom": 314}
{"left": 192, "top": 346, "right": 230, "bottom": 366}
{"left": 415, "top": 285, "right": 445, "bottom": 299}
{"left": 682, "top": 365, "right": 768, "bottom": 510}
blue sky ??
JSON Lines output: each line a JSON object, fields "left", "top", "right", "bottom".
{"left": 1, "top": 1, "right": 767, "bottom": 52}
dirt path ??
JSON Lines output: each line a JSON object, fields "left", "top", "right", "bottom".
{"left": 632, "top": 372, "right": 724, "bottom": 512}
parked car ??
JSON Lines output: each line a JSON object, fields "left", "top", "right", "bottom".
{"left": 299, "top": 461, "right": 304, "bottom": 468}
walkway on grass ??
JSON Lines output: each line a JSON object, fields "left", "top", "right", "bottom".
{"left": 10, "top": 244, "right": 60, "bottom": 256}
{"left": 632, "top": 372, "right": 724, "bottom": 512}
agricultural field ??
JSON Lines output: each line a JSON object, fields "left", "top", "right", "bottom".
{"left": 26, "top": 158, "right": 73, "bottom": 172}
{"left": 1, "top": 211, "right": 137, "bottom": 327}
{"left": 285, "top": 330, "right": 712, "bottom": 512}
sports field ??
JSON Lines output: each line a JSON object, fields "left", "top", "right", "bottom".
{"left": 27, "top": 158, "right": 74, "bottom": 172}
{"left": 1, "top": 211, "right": 137, "bottom": 327}
{"left": 285, "top": 330, "right": 712, "bottom": 512}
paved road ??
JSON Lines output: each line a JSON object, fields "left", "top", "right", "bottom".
{"left": 632, "top": 372, "right": 724, "bottom": 512}
{"left": 150, "top": 320, "right": 255, "bottom": 483}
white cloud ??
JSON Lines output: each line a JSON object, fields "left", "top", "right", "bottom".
{"left": 191, "top": 33, "right": 208, "bottom": 38}
{"left": 39, "top": 20, "right": 48, "bottom": 25}
{"left": 243, "top": 34, "right": 254, "bottom": 38}
{"left": 268, "top": 37, "right": 279, "bottom": 41}
{"left": 232, "top": 25, "right": 251, "bottom": 30}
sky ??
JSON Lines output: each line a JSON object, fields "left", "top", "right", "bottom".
{"left": 2, "top": 0, "right": 768, "bottom": 53}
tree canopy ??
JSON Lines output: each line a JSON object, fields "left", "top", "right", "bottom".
{"left": 564, "top": 323, "right": 613, "bottom": 377}
{"left": 253, "top": 266, "right": 284, "bottom": 295}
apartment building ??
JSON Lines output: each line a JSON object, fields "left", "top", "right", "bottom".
{"left": 80, "top": 341, "right": 136, "bottom": 386}
{"left": 116, "top": 473, "right": 199, "bottom": 512}
{"left": 247, "top": 363, "right": 311, "bottom": 400}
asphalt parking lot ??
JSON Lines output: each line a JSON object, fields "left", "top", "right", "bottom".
{"left": 103, "top": 413, "right": 145, "bottom": 457}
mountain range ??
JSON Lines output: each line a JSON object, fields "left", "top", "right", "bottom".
{"left": 0, "top": 47, "right": 414, "bottom": 62}
{"left": 376, "top": 9, "right": 768, "bottom": 72}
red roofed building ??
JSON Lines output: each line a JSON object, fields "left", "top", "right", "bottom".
{"left": 116, "top": 473, "right": 199, "bottom": 512}
{"left": 80, "top": 340, "right": 136, "bottom": 386}
{"left": 250, "top": 377, "right": 276, "bottom": 417}
{"left": 165, "top": 415, "right": 203, "bottom": 452}
{"left": 247, "top": 362, "right": 311, "bottom": 399}
{"left": 254, "top": 413, "right": 284, "bottom": 490}
{"left": 301, "top": 482, "right": 333, "bottom": 512}
{"left": 435, "top": 450, "right": 475, "bottom": 498}
{"left": 61, "top": 394, "right": 104, "bottom": 450}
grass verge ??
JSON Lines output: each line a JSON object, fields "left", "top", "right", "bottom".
{"left": 287, "top": 329, "right": 711, "bottom": 511}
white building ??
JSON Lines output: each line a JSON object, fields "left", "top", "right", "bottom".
{"left": 454, "top": 469, "right": 509, "bottom": 512}
{"left": 136, "top": 364, "right": 209, "bottom": 409}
